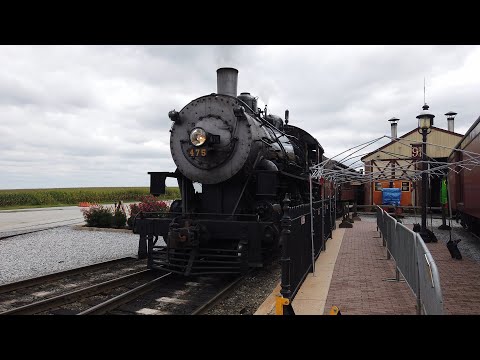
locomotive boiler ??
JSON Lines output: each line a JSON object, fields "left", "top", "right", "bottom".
{"left": 135, "top": 68, "right": 324, "bottom": 275}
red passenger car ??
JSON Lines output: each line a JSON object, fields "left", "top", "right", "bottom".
{"left": 448, "top": 116, "right": 480, "bottom": 236}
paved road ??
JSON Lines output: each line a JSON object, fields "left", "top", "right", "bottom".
{"left": 0, "top": 206, "right": 85, "bottom": 235}
{"left": 0, "top": 200, "right": 178, "bottom": 236}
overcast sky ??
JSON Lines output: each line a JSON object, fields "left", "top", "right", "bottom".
{"left": 1, "top": 45, "right": 479, "bottom": 189}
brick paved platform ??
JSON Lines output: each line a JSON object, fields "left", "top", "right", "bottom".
{"left": 323, "top": 221, "right": 417, "bottom": 315}
{"left": 256, "top": 217, "right": 480, "bottom": 315}
{"left": 425, "top": 241, "right": 480, "bottom": 314}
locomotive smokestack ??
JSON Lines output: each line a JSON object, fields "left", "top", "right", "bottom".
{"left": 216, "top": 67, "right": 238, "bottom": 97}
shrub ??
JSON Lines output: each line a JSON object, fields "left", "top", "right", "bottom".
{"left": 127, "top": 195, "right": 169, "bottom": 229}
{"left": 113, "top": 209, "right": 127, "bottom": 228}
{"left": 129, "top": 195, "right": 169, "bottom": 215}
{"left": 81, "top": 205, "right": 113, "bottom": 228}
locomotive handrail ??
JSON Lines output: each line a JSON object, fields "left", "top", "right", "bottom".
{"left": 137, "top": 211, "right": 258, "bottom": 218}
{"left": 231, "top": 153, "right": 263, "bottom": 215}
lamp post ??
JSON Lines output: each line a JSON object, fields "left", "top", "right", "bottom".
{"left": 416, "top": 103, "right": 435, "bottom": 242}
{"left": 438, "top": 111, "right": 457, "bottom": 230}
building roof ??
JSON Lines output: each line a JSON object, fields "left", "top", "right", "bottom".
{"left": 451, "top": 115, "right": 480, "bottom": 151}
{"left": 361, "top": 126, "right": 464, "bottom": 161}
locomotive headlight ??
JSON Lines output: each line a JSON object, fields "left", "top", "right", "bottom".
{"left": 190, "top": 128, "right": 207, "bottom": 147}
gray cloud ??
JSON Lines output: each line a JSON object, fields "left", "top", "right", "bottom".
{"left": 1, "top": 45, "right": 479, "bottom": 189}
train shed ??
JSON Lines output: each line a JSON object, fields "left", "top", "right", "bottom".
{"left": 361, "top": 113, "right": 463, "bottom": 209}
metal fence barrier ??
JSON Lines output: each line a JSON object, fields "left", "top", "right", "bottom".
{"left": 376, "top": 206, "right": 444, "bottom": 315}
{"left": 279, "top": 193, "right": 335, "bottom": 314}
{"left": 416, "top": 238, "right": 444, "bottom": 315}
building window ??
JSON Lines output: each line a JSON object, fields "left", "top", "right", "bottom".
{"left": 374, "top": 182, "right": 382, "bottom": 191}
{"left": 401, "top": 181, "right": 410, "bottom": 192}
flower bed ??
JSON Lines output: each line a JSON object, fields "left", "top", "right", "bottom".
{"left": 81, "top": 195, "right": 170, "bottom": 229}
{"left": 127, "top": 195, "right": 169, "bottom": 228}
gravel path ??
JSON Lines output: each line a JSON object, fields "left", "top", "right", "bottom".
{"left": 360, "top": 213, "right": 480, "bottom": 263}
{"left": 0, "top": 226, "right": 148, "bottom": 285}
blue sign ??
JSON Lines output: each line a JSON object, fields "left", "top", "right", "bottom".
{"left": 382, "top": 188, "right": 401, "bottom": 206}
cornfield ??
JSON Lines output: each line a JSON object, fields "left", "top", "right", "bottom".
{"left": 0, "top": 187, "right": 180, "bottom": 209}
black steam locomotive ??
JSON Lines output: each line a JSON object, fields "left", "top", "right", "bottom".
{"left": 135, "top": 68, "right": 325, "bottom": 275}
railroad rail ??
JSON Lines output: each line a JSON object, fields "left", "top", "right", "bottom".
{"left": 1, "top": 262, "right": 247, "bottom": 315}
{"left": 191, "top": 273, "right": 247, "bottom": 315}
{"left": 86, "top": 273, "right": 245, "bottom": 315}
{"left": 0, "top": 257, "right": 138, "bottom": 294}
{"left": 78, "top": 272, "right": 173, "bottom": 315}
{"left": 0, "top": 269, "right": 154, "bottom": 315}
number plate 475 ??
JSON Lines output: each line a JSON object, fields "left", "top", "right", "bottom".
{"left": 189, "top": 148, "right": 207, "bottom": 157}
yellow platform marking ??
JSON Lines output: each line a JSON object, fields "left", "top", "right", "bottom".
{"left": 275, "top": 296, "right": 290, "bottom": 315}
{"left": 254, "top": 283, "right": 281, "bottom": 315}
{"left": 329, "top": 305, "right": 341, "bottom": 315}
{"left": 254, "top": 220, "right": 346, "bottom": 315}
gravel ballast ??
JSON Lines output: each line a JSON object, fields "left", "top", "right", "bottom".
{"left": 0, "top": 226, "right": 160, "bottom": 285}
{"left": 205, "top": 263, "right": 281, "bottom": 315}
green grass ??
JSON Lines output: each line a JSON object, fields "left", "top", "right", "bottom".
{"left": 0, "top": 187, "right": 180, "bottom": 210}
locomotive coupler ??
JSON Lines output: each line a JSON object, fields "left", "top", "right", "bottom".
{"left": 167, "top": 219, "right": 202, "bottom": 248}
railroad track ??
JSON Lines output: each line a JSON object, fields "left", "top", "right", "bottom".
{"left": 191, "top": 274, "right": 247, "bottom": 315}
{"left": 0, "top": 257, "right": 147, "bottom": 313}
{"left": 77, "top": 271, "right": 173, "bottom": 315}
{"left": 0, "top": 257, "right": 139, "bottom": 294}
{"left": 1, "top": 260, "right": 247, "bottom": 315}
{"left": 1, "top": 271, "right": 245, "bottom": 315}
{"left": 100, "top": 273, "right": 247, "bottom": 315}
{"left": 0, "top": 270, "right": 151, "bottom": 315}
